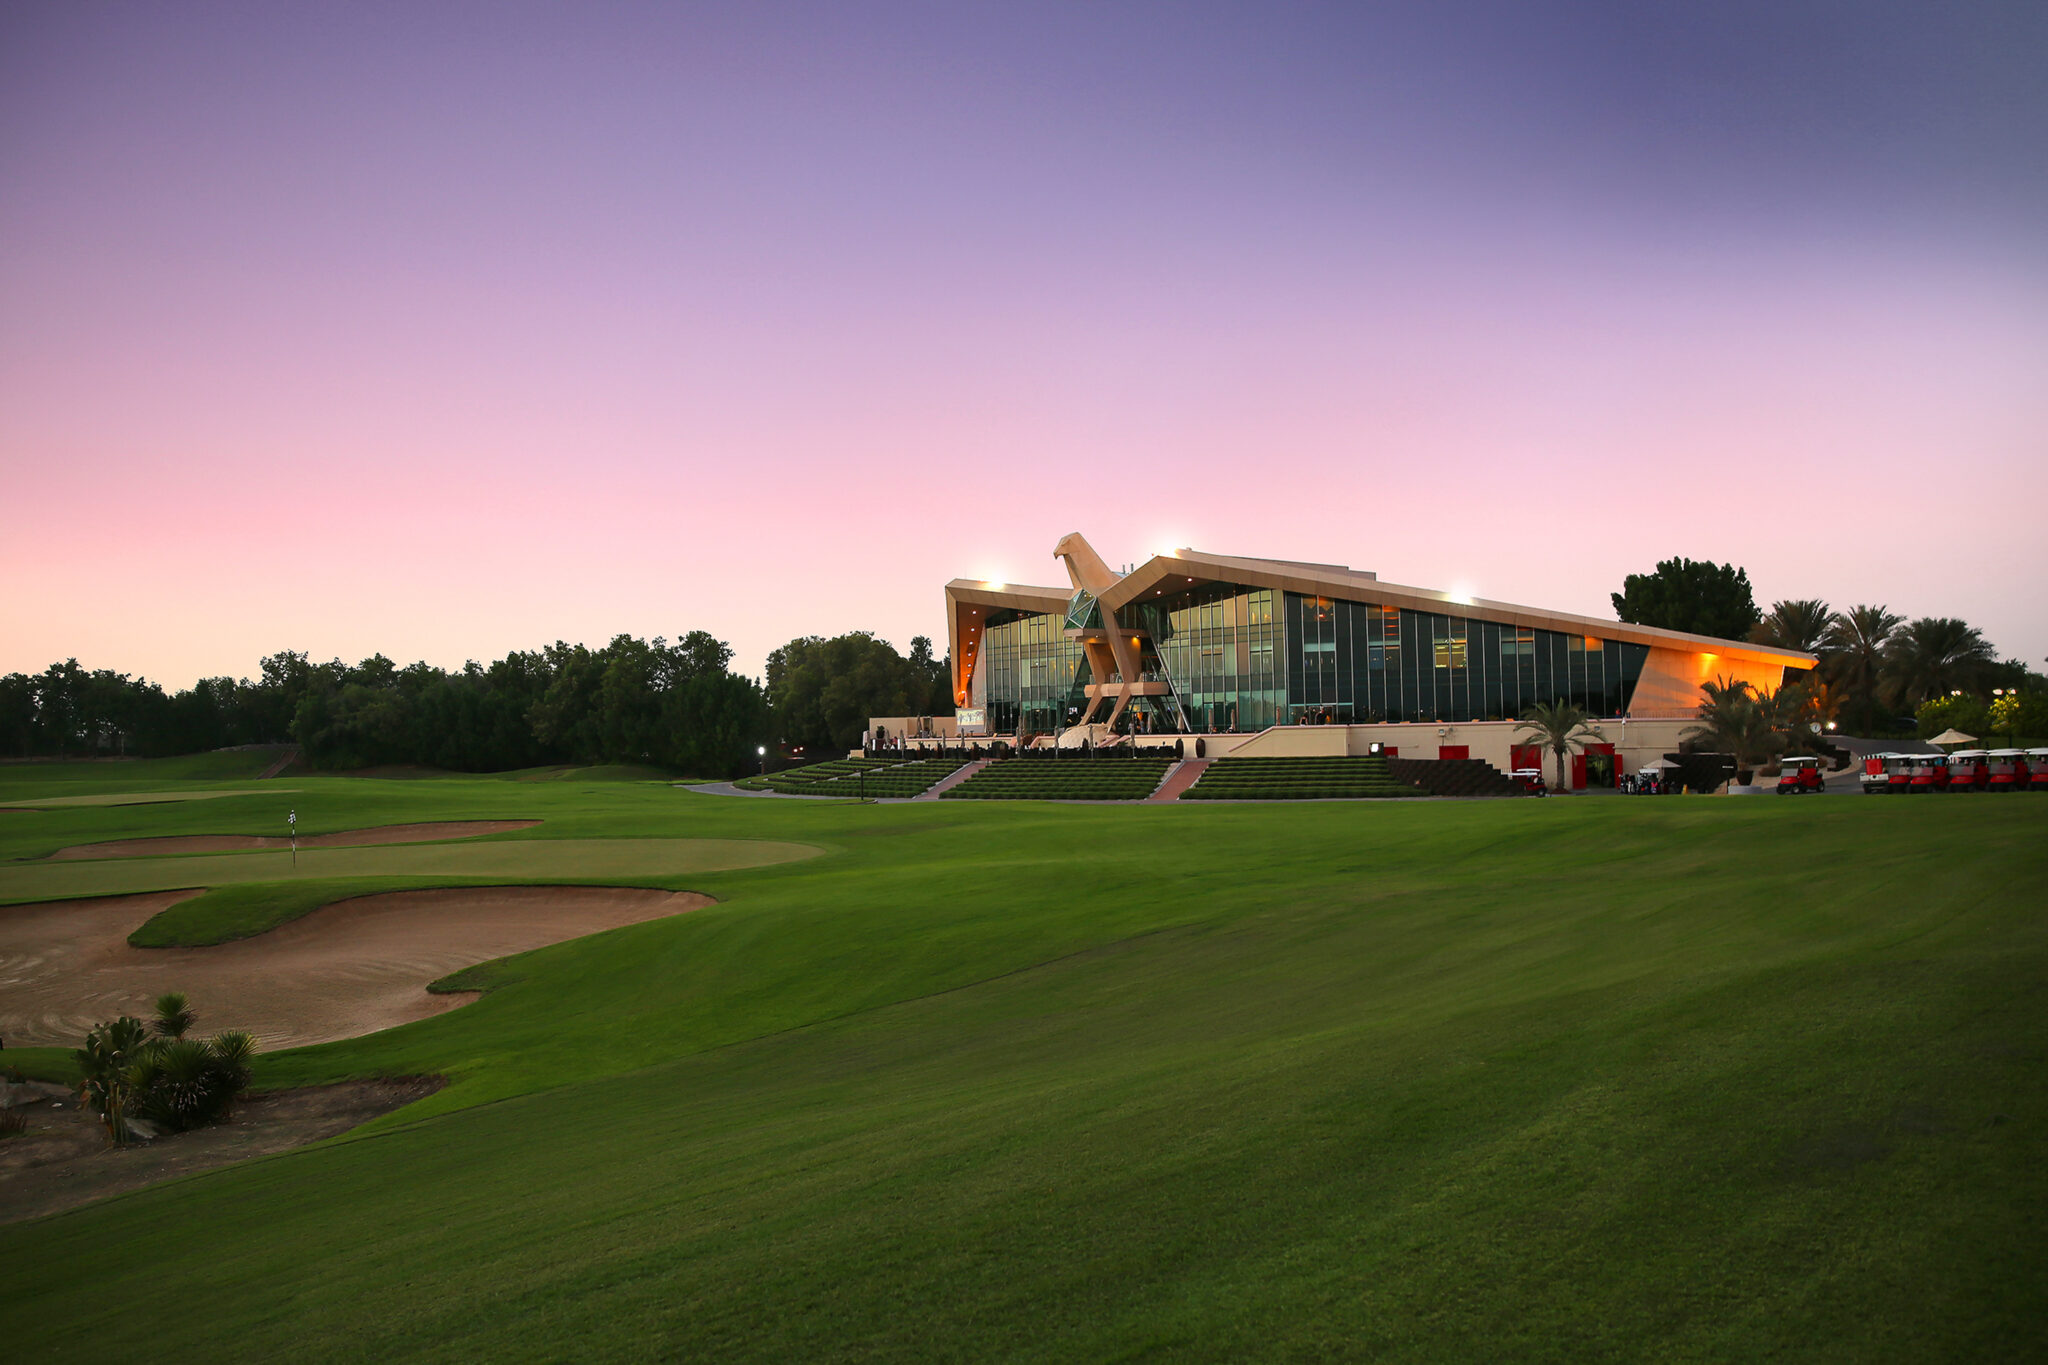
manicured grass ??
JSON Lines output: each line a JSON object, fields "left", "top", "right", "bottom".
{"left": 0, "top": 835, "right": 823, "bottom": 908}
{"left": 127, "top": 876, "right": 704, "bottom": 948}
{"left": 1, "top": 1047, "right": 78, "bottom": 1085}
{"left": 0, "top": 767, "right": 2042, "bottom": 1360}
{"left": 0, "top": 749, "right": 281, "bottom": 789}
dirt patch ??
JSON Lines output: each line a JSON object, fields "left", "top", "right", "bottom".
{"left": 43, "top": 820, "right": 543, "bottom": 861}
{"left": 0, "top": 1076, "right": 441, "bottom": 1225}
{"left": 0, "top": 886, "right": 713, "bottom": 1049}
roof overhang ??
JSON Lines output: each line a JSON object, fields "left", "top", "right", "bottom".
{"left": 944, "top": 578, "right": 1071, "bottom": 618}
{"left": 1100, "top": 549, "right": 1817, "bottom": 671}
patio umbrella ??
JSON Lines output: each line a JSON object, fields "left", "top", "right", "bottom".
{"left": 1928, "top": 728, "right": 1977, "bottom": 748}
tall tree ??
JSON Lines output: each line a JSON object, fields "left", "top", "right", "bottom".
{"left": 1883, "top": 617, "right": 1997, "bottom": 708}
{"left": 1751, "top": 599, "right": 1832, "bottom": 654}
{"left": 1821, "top": 604, "right": 1902, "bottom": 731}
{"left": 1611, "top": 558, "right": 1761, "bottom": 641}
{"left": 766, "top": 632, "right": 930, "bottom": 752}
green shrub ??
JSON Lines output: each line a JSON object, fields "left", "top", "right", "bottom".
{"left": 74, "top": 998, "right": 258, "bottom": 1144}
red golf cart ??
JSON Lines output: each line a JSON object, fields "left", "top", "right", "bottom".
{"left": 1987, "top": 750, "right": 2027, "bottom": 792}
{"left": 1908, "top": 754, "right": 1950, "bottom": 793}
{"left": 1509, "top": 768, "right": 1548, "bottom": 797}
{"left": 2029, "top": 749, "right": 2048, "bottom": 792}
{"left": 1947, "top": 750, "right": 1988, "bottom": 792}
{"left": 1883, "top": 753, "right": 1919, "bottom": 794}
{"left": 1776, "top": 756, "right": 1824, "bottom": 794}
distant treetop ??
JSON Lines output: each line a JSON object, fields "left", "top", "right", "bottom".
{"left": 1612, "top": 558, "right": 1762, "bottom": 643}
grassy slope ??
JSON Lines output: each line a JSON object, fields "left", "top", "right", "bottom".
{"left": 0, "top": 773, "right": 2042, "bottom": 1359}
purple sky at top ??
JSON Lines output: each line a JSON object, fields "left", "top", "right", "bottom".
{"left": 4, "top": 1, "right": 2044, "bottom": 687}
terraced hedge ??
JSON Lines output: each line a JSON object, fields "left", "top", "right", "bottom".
{"left": 736, "top": 756, "right": 968, "bottom": 798}
{"left": 942, "top": 758, "right": 1173, "bottom": 801}
{"left": 1182, "top": 756, "right": 1422, "bottom": 800}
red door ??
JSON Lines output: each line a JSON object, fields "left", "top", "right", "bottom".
{"left": 1511, "top": 744, "right": 1542, "bottom": 772}
{"left": 1570, "top": 752, "right": 1587, "bottom": 790}
{"left": 1439, "top": 745, "right": 1469, "bottom": 761}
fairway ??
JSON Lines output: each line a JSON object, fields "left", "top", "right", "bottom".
{"left": 0, "top": 835, "right": 823, "bottom": 903}
{"left": 0, "top": 768, "right": 2043, "bottom": 1361}
{"left": 0, "top": 787, "right": 302, "bottom": 808}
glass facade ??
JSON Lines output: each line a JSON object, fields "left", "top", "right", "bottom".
{"left": 980, "top": 609, "right": 1088, "bottom": 734}
{"left": 970, "top": 582, "right": 1649, "bottom": 734}
{"left": 1145, "top": 585, "right": 1284, "bottom": 731}
{"left": 1279, "top": 591, "right": 1646, "bottom": 722}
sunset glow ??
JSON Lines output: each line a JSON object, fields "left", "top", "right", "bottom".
{"left": 3, "top": 3, "right": 2043, "bottom": 686}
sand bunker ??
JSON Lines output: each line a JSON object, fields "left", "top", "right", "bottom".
{"left": 0, "top": 886, "right": 710, "bottom": 1049}
{"left": 43, "top": 820, "right": 543, "bottom": 861}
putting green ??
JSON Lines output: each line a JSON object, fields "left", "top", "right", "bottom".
{"left": 0, "top": 788, "right": 301, "bottom": 808}
{"left": 0, "top": 837, "right": 822, "bottom": 903}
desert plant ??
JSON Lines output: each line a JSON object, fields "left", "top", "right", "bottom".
{"left": 1515, "top": 700, "right": 1605, "bottom": 793}
{"left": 154, "top": 990, "right": 196, "bottom": 1039}
{"left": 76, "top": 1014, "right": 151, "bottom": 1144}
{"left": 75, "top": 999, "right": 257, "bottom": 1143}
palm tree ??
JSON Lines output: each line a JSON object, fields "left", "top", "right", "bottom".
{"left": 1884, "top": 617, "right": 1997, "bottom": 707}
{"left": 1751, "top": 599, "right": 1832, "bottom": 655}
{"left": 153, "top": 990, "right": 196, "bottom": 1039}
{"left": 1683, "top": 676, "right": 1804, "bottom": 785}
{"left": 1822, "top": 605, "right": 1901, "bottom": 729}
{"left": 1515, "top": 700, "right": 1605, "bottom": 793}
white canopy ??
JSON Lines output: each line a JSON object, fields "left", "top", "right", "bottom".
{"left": 1928, "top": 728, "right": 1977, "bottom": 746}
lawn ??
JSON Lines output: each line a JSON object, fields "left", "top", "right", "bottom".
{"left": 1, "top": 764, "right": 2043, "bottom": 1360}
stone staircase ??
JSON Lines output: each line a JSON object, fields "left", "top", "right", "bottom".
{"left": 1386, "top": 756, "right": 1520, "bottom": 798}
{"left": 1147, "top": 758, "right": 1210, "bottom": 802}
{"left": 916, "top": 759, "right": 988, "bottom": 800}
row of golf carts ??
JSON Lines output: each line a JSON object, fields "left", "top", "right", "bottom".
{"left": 1848, "top": 750, "right": 2048, "bottom": 795}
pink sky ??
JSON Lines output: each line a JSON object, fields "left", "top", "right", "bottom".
{"left": 4, "top": 4, "right": 2045, "bottom": 688}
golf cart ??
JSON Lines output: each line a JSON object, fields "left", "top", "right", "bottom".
{"left": 1947, "top": 750, "right": 1988, "bottom": 792}
{"left": 1987, "top": 750, "right": 2028, "bottom": 792}
{"left": 1859, "top": 754, "right": 1897, "bottom": 794}
{"left": 1882, "top": 753, "right": 1919, "bottom": 794}
{"left": 1907, "top": 754, "right": 1950, "bottom": 793}
{"left": 1775, "top": 756, "right": 1824, "bottom": 794}
{"left": 2030, "top": 749, "right": 2048, "bottom": 792}
{"left": 1510, "top": 768, "right": 1548, "bottom": 797}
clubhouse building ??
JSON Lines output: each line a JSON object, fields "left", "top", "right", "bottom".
{"left": 875, "top": 533, "right": 1816, "bottom": 789}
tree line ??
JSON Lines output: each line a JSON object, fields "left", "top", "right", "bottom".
{"left": 1, "top": 630, "right": 952, "bottom": 776}
{"left": 1613, "top": 557, "right": 2044, "bottom": 737}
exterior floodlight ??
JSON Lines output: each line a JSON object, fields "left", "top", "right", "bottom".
{"left": 1368, "top": 741, "right": 1384, "bottom": 755}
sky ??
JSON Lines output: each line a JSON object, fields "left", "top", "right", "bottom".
{"left": 3, "top": 1, "right": 2044, "bottom": 688}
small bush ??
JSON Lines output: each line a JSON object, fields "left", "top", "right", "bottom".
{"left": 75, "top": 999, "right": 258, "bottom": 1144}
